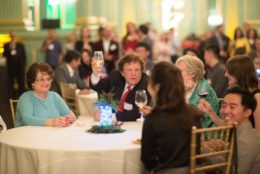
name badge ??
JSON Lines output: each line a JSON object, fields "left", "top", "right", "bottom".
{"left": 11, "top": 49, "right": 16, "bottom": 55}
{"left": 48, "top": 44, "right": 54, "bottom": 50}
{"left": 124, "top": 102, "right": 133, "bottom": 111}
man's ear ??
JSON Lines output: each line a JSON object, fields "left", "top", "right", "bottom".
{"left": 244, "top": 108, "right": 253, "bottom": 119}
{"left": 120, "top": 71, "right": 124, "bottom": 77}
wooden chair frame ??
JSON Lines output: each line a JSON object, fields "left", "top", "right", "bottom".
{"left": 9, "top": 99, "right": 19, "bottom": 125}
{"left": 60, "top": 82, "right": 80, "bottom": 116}
{"left": 190, "top": 124, "right": 237, "bottom": 174}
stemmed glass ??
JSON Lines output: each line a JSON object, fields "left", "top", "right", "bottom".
{"left": 94, "top": 51, "right": 104, "bottom": 76}
{"left": 198, "top": 82, "right": 208, "bottom": 98}
{"left": 135, "top": 90, "right": 148, "bottom": 122}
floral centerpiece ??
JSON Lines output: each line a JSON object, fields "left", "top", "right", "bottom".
{"left": 96, "top": 91, "right": 118, "bottom": 127}
{"left": 87, "top": 91, "right": 125, "bottom": 134}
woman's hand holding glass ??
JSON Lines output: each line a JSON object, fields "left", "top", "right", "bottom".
{"left": 135, "top": 90, "right": 148, "bottom": 122}
{"left": 139, "top": 105, "right": 152, "bottom": 116}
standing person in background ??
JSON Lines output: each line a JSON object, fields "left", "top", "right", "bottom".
{"left": 94, "top": 25, "right": 119, "bottom": 74}
{"left": 65, "top": 32, "right": 78, "bottom": 51}
{"left": 229, "top": 27, "right": 251, "bottom": 57}
{"left": 135, "top": 42, "right": 153, "bottom": 75}
{"left": 41, "top": 28, "right": 62, "bottom": 70}
{"left": 204, "top": 45, "right": 228, "bottom": 98}
{"left": 242, "top": 21, "right": 251, "bottom": 38}
{"left": 247, "top": 28, "right": 258, "bottom": 50}
{"left": 122, "top": 22, "right": 139, "bottom": 55}
{"left": 207, "top": 24, "right": 230, "bottom": 62}
{"left": 16, "top": 62, "right": 76, "bottom": 127}
{"left": 176, "top": 55, "right": 219, "bottom": 128}
{"left": 141, "top": 62, "right": 202, "bottom": 174}
{"left": 75, "top": 25, "right": 94, "bottom": 53}
{"left": 138, "top": 24, "right": 153, "bottom": 54}
{"left": 153, "top": 32, "right": 173, "bottom": 63}
{"left": 168, "top": 27, "right": 180, "bottom": 63}
{"left": 248, "top": 37, "right": 260, "bottom": 60}
{"left": 3, "top": 30, "right": 26, "bottom": 99}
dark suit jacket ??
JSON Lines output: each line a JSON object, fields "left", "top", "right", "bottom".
{"left": 51, "top": 63, "right": 87, "bottom": 93}
{"left": 90, "top": 70, "right": 151, "bottom": 121}
{"left": 75, "top": 40, "right": 95, "bottom": 53}
{"left": 93, "top": 40, "right": 119, "bottom": 74}
{"left": 3, "top": 42, "right": 26, "bottom": 68}
{"left": 208, "top": 34, "right": 230, "bottom": 53}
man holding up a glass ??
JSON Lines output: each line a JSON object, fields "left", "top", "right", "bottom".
{"left": 90, "top": 53, "right": 151, "bottom": 121}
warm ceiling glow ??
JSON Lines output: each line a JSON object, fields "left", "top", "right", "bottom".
{"left": 162, "top": 0, "right": 184, "bottom": 30}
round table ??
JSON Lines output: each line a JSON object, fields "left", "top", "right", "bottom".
{"left": 0, "top": 117, "right": 144, "bottom": 174}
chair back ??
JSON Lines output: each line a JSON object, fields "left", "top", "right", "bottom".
{"left": 9, "top": 99, "right": 19, "bottom": 125}
{"left": 190, "top": 124, "right": 237, "bottom": 174}
{"left": 60, "top": 82, "right": 79, "bottom": 116}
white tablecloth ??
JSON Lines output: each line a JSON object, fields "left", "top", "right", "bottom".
{"left": 77, "top": 92, "right": 98, "bottom": 117}
{"left": 0, "top": 117, "right": 144, "bottom": 174}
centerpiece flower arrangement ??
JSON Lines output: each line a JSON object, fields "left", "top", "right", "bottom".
{"left": 87, "top": 91, "right": 125, "bottom": 133}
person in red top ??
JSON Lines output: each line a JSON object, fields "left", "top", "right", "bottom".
{"left": 122, "top": 22, "right": 139, "bottom": 55}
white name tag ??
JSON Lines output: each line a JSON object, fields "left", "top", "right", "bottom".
{"left": 48, "top": 44, "right": 54, "bottom": 50}
{"left": 124, "top": 102, "right": 133, "bottom": 111}
{"left": 11, "top": 49, "right": 16, "bottom": 55}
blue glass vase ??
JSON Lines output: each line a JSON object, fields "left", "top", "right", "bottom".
{"left": 99, "top": 105, "right": 113, "bottom": 127}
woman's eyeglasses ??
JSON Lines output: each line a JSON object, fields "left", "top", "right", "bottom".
{"left": 35, "top": 77, "right": 52, "bottom": 83}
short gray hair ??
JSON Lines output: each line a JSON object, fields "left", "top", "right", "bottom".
{"left": 176, "top": 55, "right": 205, "bottom": 82}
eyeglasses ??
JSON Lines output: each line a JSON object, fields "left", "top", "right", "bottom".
{"left": 35, "top": 77, "right": 52, "bottom": 83}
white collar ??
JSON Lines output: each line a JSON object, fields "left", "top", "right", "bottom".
{"left": 66, "top": 64, "right": 75, "bottom": 77}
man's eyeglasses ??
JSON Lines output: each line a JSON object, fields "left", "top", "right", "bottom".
{"left": 35, "top": 77, "right": 52, "bottom": 83}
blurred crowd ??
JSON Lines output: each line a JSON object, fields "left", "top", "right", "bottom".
{"left": 3, "top": 21, "right": 260, "bottom": 173}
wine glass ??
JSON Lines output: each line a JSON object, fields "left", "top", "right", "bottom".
{"left": 198, "top": 82, "right": 208, "bottom": 98}
{"left": 135, "top": 90, "right": 148, "bottom": 122}
{"left": 94, "top": 51, "right": 104, "bottom": 66}
{"left": 93, "top": 51, "right": 104, "bottom": 76}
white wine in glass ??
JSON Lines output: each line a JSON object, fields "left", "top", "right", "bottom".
{"left": 135, "top": 90, "right": 148, "bottom": 122}
{"left": 94, "top": 51, "right": 104, "bottom": 66}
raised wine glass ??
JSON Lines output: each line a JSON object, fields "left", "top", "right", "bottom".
{"left": 198, "top": 82, "right": 208, "bottom": 98}
{"left": 93, "top": 51, "right": 104, "bottom": 76}
{"left": 135, "top": 90, "right": 148, "bottom": 122}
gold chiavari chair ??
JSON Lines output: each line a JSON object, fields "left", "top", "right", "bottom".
{"left": 190, "top": 124, "right": 237, "bottom": 174}
{"left": 9, "top": 99, "right": 19, "bottom": 125}
{"left": 60, "top": 82, "right": 80, "bottom": 116}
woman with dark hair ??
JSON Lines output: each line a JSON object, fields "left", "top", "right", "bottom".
{"left": 75, "top": 25, "right": 94, "bottom": 53}
{"left": 226, "top": 55, "right": 260, "bottom": 131}
{"left": 141, "top": 62, "right": 202, "bottom": 174}
{"left": 16, "top": 62, "right": 75, "bottom": 127}
{"left": 248, "top": 28, "right": 258, "bottom": 50}
{"left": 78, "top": 49, "right": 92, "bottom": 86}
{"left": 199, "top": 55, "right": 260, "bottom": 133}
{"left": 229, "top": 27, "right": 251, "bottom": 57}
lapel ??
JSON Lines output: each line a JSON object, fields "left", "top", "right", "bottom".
{"left": 63, "top": 64, "right": 73, "bottom": 81}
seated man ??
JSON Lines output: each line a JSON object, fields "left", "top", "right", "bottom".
{"left": 201, "top": 86, "right": 260, "bottom": 173}
{"left": 90, "top": 54, "right": 151, "bottom": 121}
{"left": 51, "top": 50, "right": 89, "bottom": 94}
